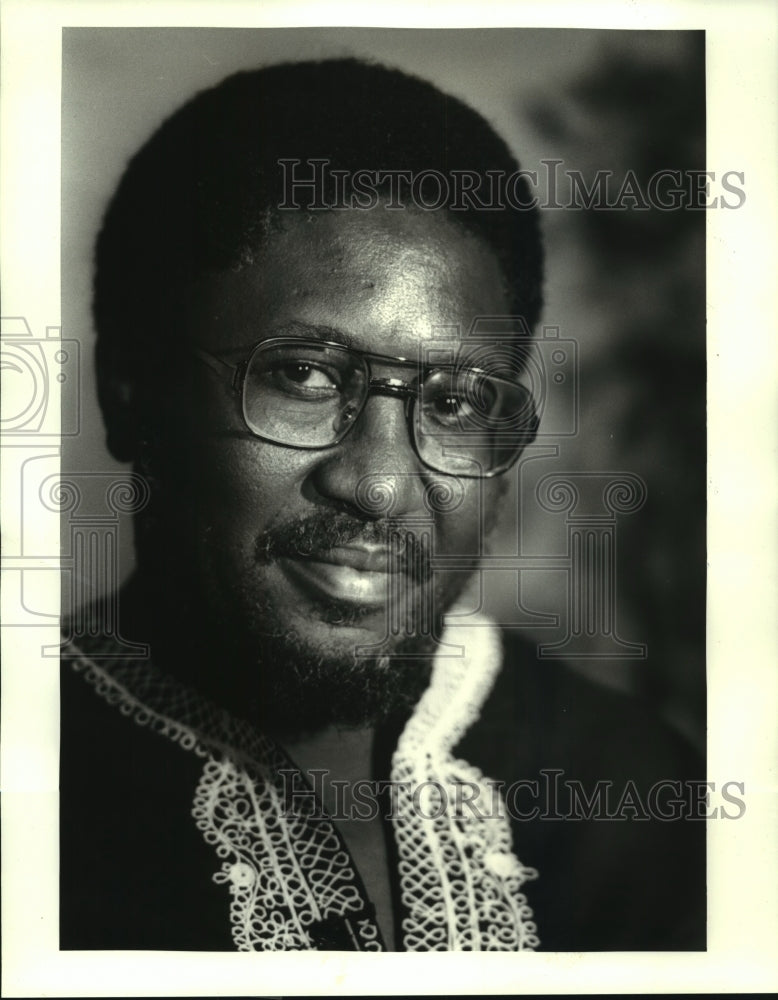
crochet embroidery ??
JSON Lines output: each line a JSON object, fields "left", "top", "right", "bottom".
{"left": 63, "top": 614, "right": 539, "bottom": 951}
{"left": 391, "top": 617, "right": 539, "bottom": 951}
{"left": 64, "top": 637, "right": 378, "bottom": 951}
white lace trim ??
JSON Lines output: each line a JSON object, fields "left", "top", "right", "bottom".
{"left": 66, "top": 647, "right": 374, "bottom": 951}
{"left": 391, "top": 616, "right": 539, "bottom": 950}
{"left": 65, "top": 615, "right": 539, "bottom": 951}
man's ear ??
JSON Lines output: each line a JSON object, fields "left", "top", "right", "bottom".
{"left": 95, "top": 337, "right": 139, "bottom": 463}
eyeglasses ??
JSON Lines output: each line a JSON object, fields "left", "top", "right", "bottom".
{"left": 190, "top": 337, "right": 538, "bottom": 478}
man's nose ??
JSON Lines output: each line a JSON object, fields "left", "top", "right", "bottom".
{"left": 308, "top": 394, "right": 428, "bottom": 518}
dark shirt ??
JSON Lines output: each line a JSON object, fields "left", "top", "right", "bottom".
{"left": 60, "top": 629, "right": 705, "bottom": 951}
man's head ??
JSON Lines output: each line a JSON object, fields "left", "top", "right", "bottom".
{"left": 94, "top": 59, "right": 544, "bottom": 736}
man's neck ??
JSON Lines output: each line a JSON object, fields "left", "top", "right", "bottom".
{"left": 281, "top": 724, "right": 376, "bottom": 815}
{"left": 282, "top": 724, "right": 397, "bottom": 950}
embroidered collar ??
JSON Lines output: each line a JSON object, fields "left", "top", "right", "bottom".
{"left": 63, "top": 616, "right": 539, "bottom": 951}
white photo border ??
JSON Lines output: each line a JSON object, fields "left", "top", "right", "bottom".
{"left": 2, "top": 0, "right": 777, "bottom": 995}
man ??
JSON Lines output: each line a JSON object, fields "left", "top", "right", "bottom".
{"left": 60, "top": 58, "right": 704, "bottom": 951}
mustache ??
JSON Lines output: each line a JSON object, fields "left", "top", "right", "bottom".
{"left": 255, "top": 510, "right": 433, "bottom": 581}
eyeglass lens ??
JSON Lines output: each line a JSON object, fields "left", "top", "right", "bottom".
{"left": 243, "top": 341, "right": 366, "bottom": 446}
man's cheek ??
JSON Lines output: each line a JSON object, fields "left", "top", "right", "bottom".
{"left": 433, "top": 502, "right": 485, "bottom": 558}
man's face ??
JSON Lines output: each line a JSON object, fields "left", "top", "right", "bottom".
{"left": 135, "top": 208, "right": 514, "bottom": 731}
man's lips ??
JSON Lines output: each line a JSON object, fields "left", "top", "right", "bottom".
{"left": 278, "top": 545, "right": 408, "bottom": 607}
{"left": 307, "top": 544, "right": 397, "bottom": 572}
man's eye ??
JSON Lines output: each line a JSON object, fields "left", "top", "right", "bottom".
{"left": 272, "top": 362, "right": 341, "bottom": 396}
{"left": 422, "top": 371, "right": 499, "bottom": 428}
{"left": 282, "top": 363, "right": 335, "bottom": 386}
{"left": 425, "top": 388, "right": 477, "bottom": 425}
{"left": 434, "top": 392, "right": 468, "bottom": 416}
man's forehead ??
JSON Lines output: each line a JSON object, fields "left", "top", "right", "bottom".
{"left": 182, "top": 207, "right": 512, "bottom": 357}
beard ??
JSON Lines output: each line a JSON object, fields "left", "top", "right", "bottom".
{"left": 130, "top": 457, "right": 466, "bottom": 740}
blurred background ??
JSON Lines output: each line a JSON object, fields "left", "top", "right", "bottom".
{"left": 61, "top": 28, "right": 706, "bottom": 750}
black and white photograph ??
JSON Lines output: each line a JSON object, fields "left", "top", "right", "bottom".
{"left": 2, "top": 1, "right": 776, "bottom": 996}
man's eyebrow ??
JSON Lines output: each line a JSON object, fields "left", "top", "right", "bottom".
{"left": 273, "top": 321, "right": 358, "bottom": 347}
{"left": 221, "top": 321, "right": 357, "bottom": 357}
